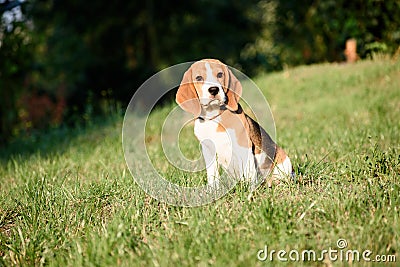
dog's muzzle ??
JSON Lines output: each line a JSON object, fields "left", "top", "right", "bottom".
{"left": 201, "top": 98, "right": 225, "bottom": 109}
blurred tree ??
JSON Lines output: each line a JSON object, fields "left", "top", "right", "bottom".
{"left": 1, "top": 0, "right": 271, "bottom": 142}
{"left": 239, "top": 0, "right": 280, "bottom": 73}
{"left": 27, "top": 0, "right": 267, "bottom": 115}
{"left": 0, "top": 0, "right": 32, "bottom": 143}
{"left": 274, "top": 0, "right": 400, "bottom": 64}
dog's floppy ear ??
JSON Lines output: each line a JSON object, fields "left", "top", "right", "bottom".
{"left": 225, "top": 68, "right": 242, "bottom": 111}
{"left": 176, "top": 68, "right": 201, "bottom": 116}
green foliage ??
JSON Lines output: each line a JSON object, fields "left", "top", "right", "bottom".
{"left": 0, "top": 1, "right": 33, "bottom": 143}
{"left": 274, "top": 0, "right": 400, "bottom": 64}
{"left": 28, "top": 0, "right": 267, "bottom": 99}
{"left": 0, "top": 60, "right": 399, "bottom": 266}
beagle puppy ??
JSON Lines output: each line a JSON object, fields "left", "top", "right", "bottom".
{"left": 176, "top": 59, "right": 293, "bottom": 188}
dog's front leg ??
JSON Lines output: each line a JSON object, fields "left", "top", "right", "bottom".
{"left": 200, "top": 139, "right": 219, "bottom": 188}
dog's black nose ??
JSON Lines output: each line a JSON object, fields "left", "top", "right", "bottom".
{"left": 208, "top": 86, "right": 219, "bottom": 96}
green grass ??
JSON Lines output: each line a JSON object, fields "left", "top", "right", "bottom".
{"left": 1, "top": 59, "right": 399, "bottom": 266}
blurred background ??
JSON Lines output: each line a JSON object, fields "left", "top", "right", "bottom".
{"left": 1, "top": 0, "right": 399, "bottom": 144}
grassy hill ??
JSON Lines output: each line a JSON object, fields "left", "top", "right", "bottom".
{"left": 1, "top": 59, "right": 399, "bottom": 266}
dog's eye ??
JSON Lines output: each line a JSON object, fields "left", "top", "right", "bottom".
{"left": 195, "top": 75, "right": 203, "bottom": 82}
{"left": 217, "top": 72, "right": 223, "bottom": 78}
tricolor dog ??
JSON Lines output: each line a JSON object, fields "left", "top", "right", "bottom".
{"left": 176, "top": 59, "right": 293, "bottom": 188}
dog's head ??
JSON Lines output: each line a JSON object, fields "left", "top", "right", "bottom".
{"left": 176, "top": 59, "right": 242, "bottom": 116}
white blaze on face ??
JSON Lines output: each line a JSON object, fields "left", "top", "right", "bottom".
{"left": 200, "top": 62, "right": 226, "bottom": 105}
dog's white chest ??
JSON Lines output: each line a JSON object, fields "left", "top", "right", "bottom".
{"left": 194, "top": 118, "right": 257, "bottom": 180}
{"left": 194, "top": 119, "right": 232, "bottom": 164}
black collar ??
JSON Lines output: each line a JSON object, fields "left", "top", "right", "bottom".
{"left": 197, "top": 104, "right": 243, "bottom": 122}
{"left": 197, "top": 105, "right": 226, "bottom": 122}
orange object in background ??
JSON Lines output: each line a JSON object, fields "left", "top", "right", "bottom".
{"left": 344, "top": 38, "right": 359, "bottom": 63}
